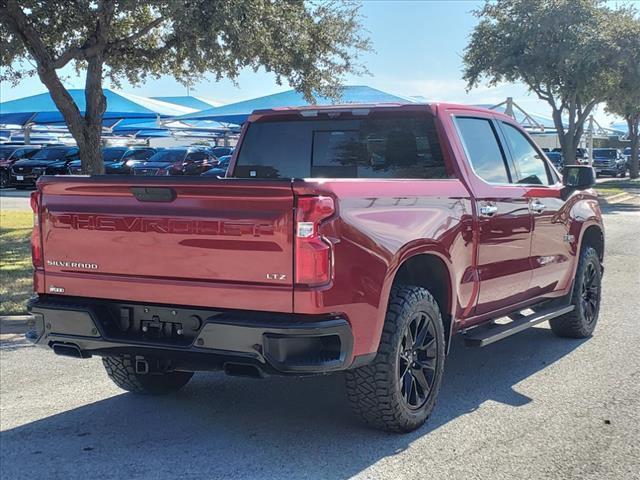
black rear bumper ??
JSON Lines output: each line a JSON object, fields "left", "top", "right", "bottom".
{"left": 28, "top": 295, "right": 356, "bottom": 375}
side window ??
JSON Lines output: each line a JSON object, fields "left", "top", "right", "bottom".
{"left": 455, "top": 117, "right": 511, "bottom": 184}
{"left": 126, "top": 149, "right": 154, "bottom": 160}
{"left": 501, "top": 123, "right": 551, "bottom": 185}
{"left": 186, "top": 152, "right": 207, "bottom": 162}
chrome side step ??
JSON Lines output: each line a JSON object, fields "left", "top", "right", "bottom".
{"left": 463, "top": 305, "right": 575, "bottom": 347}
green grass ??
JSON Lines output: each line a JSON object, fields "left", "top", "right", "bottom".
{"left": 596, "top": 185, "right": 625, "bottom": 198}
{"left": 0, "top": 211, "right": 33, "bottom": 315}
{"left": 596, "top": 177, "right": 640, "bottom": 198}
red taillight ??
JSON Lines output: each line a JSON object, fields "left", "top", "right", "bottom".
{"left": 30, "top": 191, "right": 43, "bottom": 268}
{"left": 295, "top": 196, "right": 335, "bottom": 286}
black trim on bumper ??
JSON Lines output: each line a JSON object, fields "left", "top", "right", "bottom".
{"left": 28, "top": 295, "right": 355, "bottom": 375}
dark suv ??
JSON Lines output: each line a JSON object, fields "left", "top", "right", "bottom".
{"left": 201, "top": 155, "right": 232, "bottom": 177}
{"left": 0, "top": 145, "right": 41, "bottom": 188}
{"left": 10, "top": 146, "right": 79, "bottom": 188}
{"left": 552, "top": 147, "right": 589, "bottom": 164}
{"left": 592, "top": 148, "right": 627, "bottom": 177}
{"left": 131, "top": 147, "right": 218, "bottom": 176}
{"left": 67, "top": 146, "right": 158, "bottom": 175}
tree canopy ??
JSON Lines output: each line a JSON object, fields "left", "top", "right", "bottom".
{"left": 605, "top": 8, "right": 640, "bottom": 178}
{"left": 462, "top": 0, "right": 628, "bottom": 165}
{"left": 0, "top": 0, "right": 370, "bottom": 173}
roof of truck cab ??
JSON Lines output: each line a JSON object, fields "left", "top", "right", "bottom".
{"left": 247, "top": 102, "right": 514, "bottom": 122}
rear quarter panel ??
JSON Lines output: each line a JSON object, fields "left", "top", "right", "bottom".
{"left": 293, "top": 179, "right": 473, "bottom": 355}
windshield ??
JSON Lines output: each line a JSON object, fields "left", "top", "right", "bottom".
{"left": 211, "top": 147, "right": 233, "bottom": 157}
{"left": 546, "top": 152, "right": 561, "bottom": 160}
{"left": 593, "top": 149, "right": 617, "bottom": 159}
{"left": 102, "top": 148, "right": 127, "bottom": 161}
{"left": 146, "top": 150, "right": 187, "bottom": 163}
{"left": 32, "top": 148, "right": 73, "bottom": 160}
{"left": 235, "top": 113, "right": 447, "bottom": 179}
{"left": 0, "top": 147, "right": 17, "bottom": 159}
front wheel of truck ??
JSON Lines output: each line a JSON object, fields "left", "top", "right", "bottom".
{"left": 102, "top": 355, "right": 193, "bottom": 395}
{"left": 549, "top": 246, "right": 602, "bottom": 338}
{"left": 345, "top": 285, "right": 446, "bottom": 433}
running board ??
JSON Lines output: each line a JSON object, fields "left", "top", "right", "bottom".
{"left": 463, "top": 305, "right": 575, "bottom": 347}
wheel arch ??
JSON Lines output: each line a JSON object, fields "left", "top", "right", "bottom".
{"left": 580, "top": 224, "right": 604, "bottom": 262}
{"left": 382, "top": 249, "right": 456, "bottom": 354}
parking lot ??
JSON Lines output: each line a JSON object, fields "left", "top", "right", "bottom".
{"left": 0, "top": 194, "right": 638, "bottom": 480}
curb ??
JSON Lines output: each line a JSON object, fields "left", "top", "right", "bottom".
{"left": 0, "top": 315, "right": 31, "bottom": 336}
{"left": 0, "top": 315, "right": 32, "bottom": 323}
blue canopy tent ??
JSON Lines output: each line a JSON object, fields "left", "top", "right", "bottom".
{"left": 111, "top": 118, "right": 240, "bottom": 139}
{"left": 152, "top": 96, "right": 222, "bottom": 111}
{"left": 176, "top": 85, "right": 418, "bottom": 124}
{"left": 609, "top": 122, "right": 628, "bottom": 135}
{"left": 475, "top": 103, "right": 567, "bottom": 132}
{"left": 0, "top": 89, "right": 196, "bottom": 127}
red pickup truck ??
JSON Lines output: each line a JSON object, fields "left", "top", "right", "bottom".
{"left": 27, "top": 103, "right": 604, "bottom": 432}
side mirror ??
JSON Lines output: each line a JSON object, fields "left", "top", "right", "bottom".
{"left": 562, "top": 165, "right": 596, "bottom": 198}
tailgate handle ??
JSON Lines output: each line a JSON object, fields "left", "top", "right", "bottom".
{"left": 131, "top": 187, "right": 176, "bottom": 202}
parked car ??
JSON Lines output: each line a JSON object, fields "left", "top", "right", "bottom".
{"left": 27, "top": 103, "right": 604, "bottom": 433}
{"left": 206, "top": 146, "right": 235, "bottom": 158}
{"left": 592, "top": 148, "right": 627, "bottom": 177}
{"left": 0, "top": 145, "right": 41, "bottom": 188}
{"left": 67, "top": 146, "right": 158, "bottom": 174}
{"left": 545, "top": 151, "right": 564, "bottom": 172}
{"left": 552, "top": 147, "right": 589, "bottom": 164}
{"left": 200, "top": 155, "right": 232, "bottom": 177}
{"left": 623, "top": 147, "right": 632, "bottom": 169}
{"left": 131, "top": 147, "right": 218, "bottom": 176}
{"left": 10, "top": 146, "right": 79, "bottom": 188}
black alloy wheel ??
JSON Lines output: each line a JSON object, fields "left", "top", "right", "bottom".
{"left": 580, "top": 261, "right": 600, "bottom": 325}
{"left": 398, "top": 312, "right": 438, "bottom": 410}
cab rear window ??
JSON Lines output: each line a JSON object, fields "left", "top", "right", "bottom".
{"left": 234, "top": 113, "right": 448, "bottom": 179}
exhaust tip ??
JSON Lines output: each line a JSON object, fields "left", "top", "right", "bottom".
{"left": 51, "top": 343, "right": 89, "bottom": 359}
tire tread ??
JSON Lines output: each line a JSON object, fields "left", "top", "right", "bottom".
{"left": 345, "top": 285, "right": 445, "bottom": 433}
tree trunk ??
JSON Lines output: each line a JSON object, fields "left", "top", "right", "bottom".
{"left": 81, "top": 55, "right": 107, "bottom": 175}
{"left": 552, "top": 107, "right": 577, "bottom": 165}
{"left": 36, "top": 67, "right": 88, "bottom": 152}
{"left": 560, "top": 130, "right": 578, "bottom": 165}
{"left": 629, "top": 116, "right": 639, "bottom": 180}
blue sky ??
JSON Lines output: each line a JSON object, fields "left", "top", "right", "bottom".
{"left": 1, "top": 0, "right": 628, "bottom": 123}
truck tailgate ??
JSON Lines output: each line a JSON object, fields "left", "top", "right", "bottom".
{"left": 38, "top": 177, "right": 294, "bottom": 311}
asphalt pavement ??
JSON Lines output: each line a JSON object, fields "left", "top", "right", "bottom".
{"left": 0, "top": 189, "right": 32, "bottom": 211}
{"left": 0, "top": 196, "right": 639, "bottom": 480}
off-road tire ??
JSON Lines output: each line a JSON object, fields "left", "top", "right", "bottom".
{"left": 345, "top": 285, "right": 446, "bottom": 433}
{"left": 549, "top": 246, "right": 602, "bottom": 338}
{"left": 102, "top": 354, "right": 193, "bottom": 395}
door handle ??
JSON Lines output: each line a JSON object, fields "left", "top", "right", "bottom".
{"left": 531, "top": 200, "right": 545, "bottom": 213}
{"left": 479, "top": 203, "right": 498, "bottom": 217}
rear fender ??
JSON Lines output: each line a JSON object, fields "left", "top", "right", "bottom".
{"left": 375, "top": 243, "right": 457, "bottom": 354}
